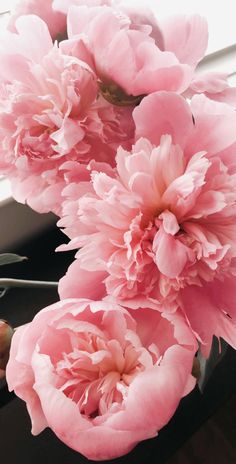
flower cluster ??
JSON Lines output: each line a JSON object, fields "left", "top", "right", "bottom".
{"left": 2, "top": 0, "right": 236, "bottom": 461}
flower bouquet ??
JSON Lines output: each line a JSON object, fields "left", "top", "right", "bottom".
{"left": 1, "top": 0, "right": 236, "bottom": 461}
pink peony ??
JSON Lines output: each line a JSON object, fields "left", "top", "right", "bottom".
{"left": 59, "top": 92, "right": 236, "bottom": 356}
{"left": 6, "top": 298, "right": 196, "bottom": 460}
{"left": 8, "top": 0, "right": 66, "bottom": 40}
{"left": 0, "top": 15, "right": 134, "bottom": 214}
{"left": 61, "top": 2, "right": 208, "bottom": 97}
{"left": 54, "top": 1, "right": 235, "bottom": 106}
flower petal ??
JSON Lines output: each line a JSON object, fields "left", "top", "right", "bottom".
{"left": 133, "top": 91, "right": 194, "bottom": 149}
{"left": 161, "top": 14, "right": 208, "bottom": 67}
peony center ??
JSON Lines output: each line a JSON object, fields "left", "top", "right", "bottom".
{"left": 55, "top": 331, "right": 153, "bottom": 418}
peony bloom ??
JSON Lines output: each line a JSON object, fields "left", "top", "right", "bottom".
{"left": 8, "top": 0, "right": 66, "bottom": 40}
{"left": 59, "top": 92, "right": 236, "bottom": 356}
{"left": 0, "top": 15, "right": 134, "bottom": 214}
{"left": 53, "top": 0, "right": 236, "bottom": 106}
{"left": 60, "top": 1, "right": 208, "bottom": 98}
{"left": 6, "top": 298, "right": 196, "bottom": 460}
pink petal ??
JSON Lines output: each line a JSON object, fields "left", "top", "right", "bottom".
{"left": 161, "top": 14, "right": 208, "bottom": 67}
{"left": 207, "top": 87, "right": 236, "bottom": 107}
{"left": 186, "top": 95, "right": 236, "bottom": 157}
{"left": 180, "top": 279, "right": 236, "bottom": 357}
{"left": 105, "top": 30, "right": 192, "bottom": 95}
{"left": 6, "top": 325, "right": 47, "bottom": 435}
{"left": 51, "top": 119, "right": 84, "bottom": 154}
{"left": 187, "top": 72, "right": 236, "bottom": 107}
{"left": 133, "top": 91, "right": 194, "bottom": 149}
{"left": 153, "top": 227, "right": 194, "bottom": 278}
{"left": 159, "top": 210, "right": 180, "bottom": 235}
{"left": 190, "top": 72, "right": 229, "bottom": 94}
{"left": 9, "top": 0, "right": 65, "bottom": 40}
{"left": 59, "top": 259, "right": 107, "bottom": 299}
{"left": 15, "top": 15, "right": 53, "bottom": 62}
{"left": 32, "top": 352, "right": 153, "bottom": 461}
{"left": 106, "top": 353, "right": 194, "bottom": 433}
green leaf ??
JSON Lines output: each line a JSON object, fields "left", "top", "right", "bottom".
{"left": 0, "top": 254, "right": 27, "bottom": 267}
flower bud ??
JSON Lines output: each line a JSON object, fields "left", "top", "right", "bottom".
{"left": 0, "top": 320, "right": 14, "bottom": 373}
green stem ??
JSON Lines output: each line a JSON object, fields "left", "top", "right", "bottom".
{"left": 0, "top": 278, "right": 58, "bottom": 290}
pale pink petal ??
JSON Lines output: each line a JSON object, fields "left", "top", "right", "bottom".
{"left": 207, "top": 87, "right": 236, "bottom": 107}
{"left": 190, "top": 72, "right": 229, "bottom": 94}
{"left": 14, "top": 15, "right": 53, "bottom": 62}
{"left": 159, "top": 210, "right": 180, "bottom": 235}
{"left": 102, "top": 30, "right": 193, "bottom": 95}
{"left": 161, "top": 14, "right": 208, "bottom": 67}
{"left": 187, "top": 72, "right": 236, "bottom": 107}
{"left": 133, "top": 92, "right": 194, "bottom": 148}
{"left": 66, "top": 5, "right": 202, "bottom": 96}
{"left": 153, "top": 227, "right": 194, "bottom": 278}
{"left": 51, "top": 119, "right": 84, "bottom": 155}
{"left": 6, "top": 325, "right": 47, "bottom": 434}
{"left": 186, "top": 95, "right": 236, "bottom": 157}
{"left": 9, "top": 0, "right": 65, "bottom": 40}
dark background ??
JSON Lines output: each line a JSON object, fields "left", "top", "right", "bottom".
{"left": 0, "top": 225, "right": 236, "bottom": 464}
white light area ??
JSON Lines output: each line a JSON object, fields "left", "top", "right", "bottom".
{"left": 0, "top": 0, "right": 17, "bottom": 29}
{"left": 0, "top": 178, "right": 12, "bottom": 202}
{"left": 155, "top": 0, "right": 236, "bottom": 54}
{"left": 125, "top": 0, "right": 236, "bottom": 54}
{"left": 0, "top": 0, "right": 17, "bottom": 13}
{"left": 229, "top": 73, "right": 236, "bottom": 85}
